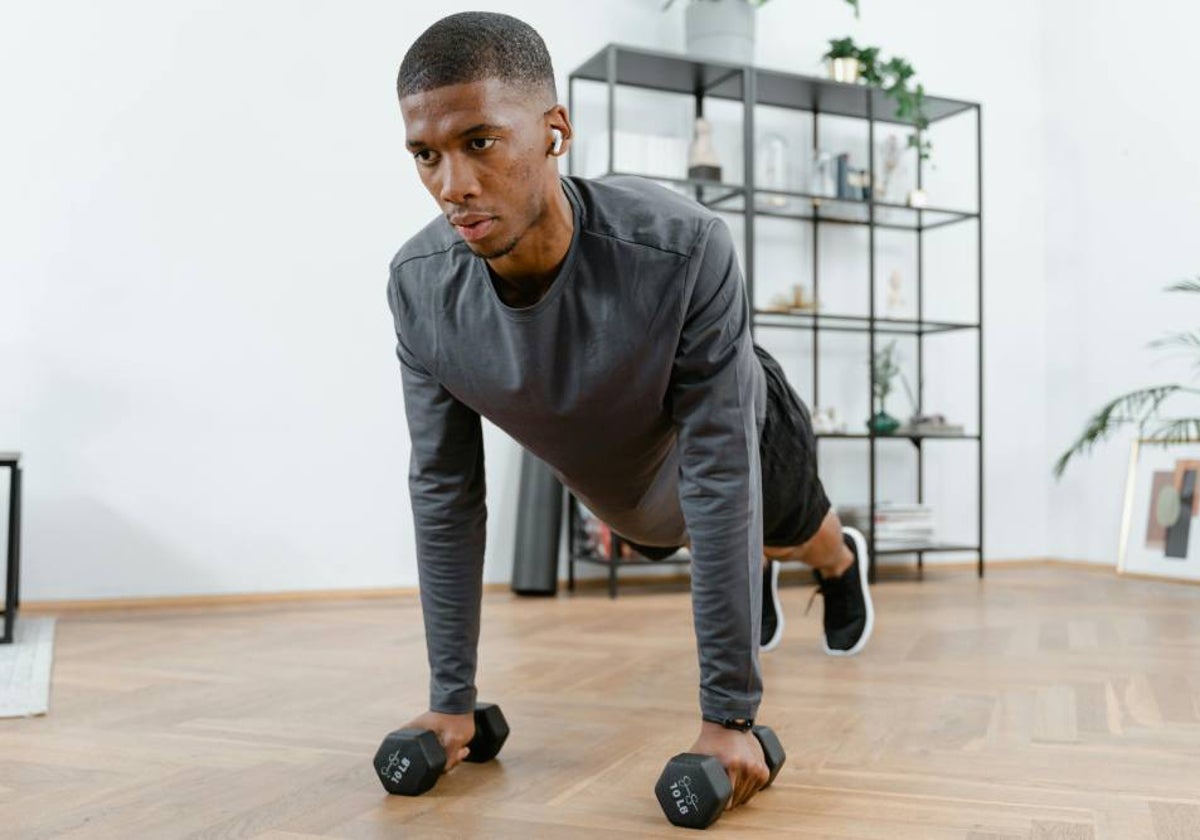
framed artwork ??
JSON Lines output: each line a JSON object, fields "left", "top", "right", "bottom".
{"left": 1117, "top": 439, "right": 1200, "bottom": 581}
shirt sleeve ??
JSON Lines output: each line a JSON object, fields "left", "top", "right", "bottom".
{"left": 386, "top": 271, "right": 488, "bottom": 715}
{"left": 669, "top": 217, "right": 765, "bottom": 722}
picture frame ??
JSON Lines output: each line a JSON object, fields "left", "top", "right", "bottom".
{"left": 1117, "top": 438, "right": 1200, "bottom": 581}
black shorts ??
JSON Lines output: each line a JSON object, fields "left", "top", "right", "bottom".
{"left": 626, "top": 342, "right": 832, "bottom": 559}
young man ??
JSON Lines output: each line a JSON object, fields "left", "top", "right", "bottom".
{"left": 386, "top": 12, "right": 873, "bottom": 812}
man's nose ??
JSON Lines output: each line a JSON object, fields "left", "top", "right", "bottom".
{"left": 438, "top": 155, "right": 480, "bottom": 205}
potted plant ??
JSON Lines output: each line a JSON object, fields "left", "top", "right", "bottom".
{"left": 820, "top": 36, "right": 931, "bottom": 162}
{"left": 1055, "top": 278, "right": 1200, "bottom": 477}
{"left": 663, "top": 0, "right": 859, "bottom": 66}
{"left": 824, "top": 37, "right": 873, "bottom": 83}
{"left": 869, "top": 339, "right": 916, "bottom": 435}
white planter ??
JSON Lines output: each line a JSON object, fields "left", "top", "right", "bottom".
{"left": 827, "top": 57, "right": 860, "bottom": 83}
{"left": 684, "top": 0, "right": 756, "bottom": 65}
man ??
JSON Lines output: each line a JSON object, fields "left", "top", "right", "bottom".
{"left": 385, "top": 11, "right": 874, "bottom": 813}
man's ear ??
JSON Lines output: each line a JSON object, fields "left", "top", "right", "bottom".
{"left": 544, "top": 103, "right": 572, "bottom": 157}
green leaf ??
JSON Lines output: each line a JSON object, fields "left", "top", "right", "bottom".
{"left": 1147, "top": 330, "right": 1200, "bottom": 353}
{"left": 1166, "top": 276, "right": 1200, "bottom": 293}
{"left": 823, "top": 36, "right": 859, "bottom": 60}
{"left": 1053, "top": 384, "right": 1200, "bottom": 478}
{"left": 1146, "top": 324, "right": 1200, "bottom": 374}
{"left": 1144, "top": 418, "right": 1200, "bottom": 445}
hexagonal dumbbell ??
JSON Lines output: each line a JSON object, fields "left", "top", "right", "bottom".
{"left": 373, "top": 702, "right": 510, "bottom": 796}
{"left": 654, "top": 725, "right": 786, "bottom": 829}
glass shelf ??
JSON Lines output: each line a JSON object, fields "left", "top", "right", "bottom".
{"left": 753, "top": 310, "right": 978, "bottom": 335}
{"left": 571, "top": 43, "right": 977, "bottom": 127}
{"left": 570, "top": 550, "right": 691, "bottom": 567}
{"left": 616, "top": 173, "right": 745, "bottom": 208}
{"left": 873, "top": 541, "right": 981, "bottom": 556}
{"left": 817, "top": 432, "right": 980, "bottom": 441}
{"left": 732, "top": 190, "right": 978, "bottom": 232}
{"left": 614, "top": 172, "right": 978, "bottom": 232}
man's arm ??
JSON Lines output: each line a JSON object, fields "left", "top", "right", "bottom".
{"left": 669, "top": 217, "right": 764, "bottom": 723}
{"left": 386, "top": 273, "right": 487, "bottom": 715}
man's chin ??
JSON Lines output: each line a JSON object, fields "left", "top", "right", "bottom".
{"left": 470, "top": 236, "right": 519, "bottom": 261}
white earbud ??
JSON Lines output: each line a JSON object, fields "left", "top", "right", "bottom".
{"left": 550, "top": 128, "right": 563, "bottom": 154}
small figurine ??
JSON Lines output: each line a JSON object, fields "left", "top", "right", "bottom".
{"left": 790, "top": 283, "right": 814, "bottom": 311}
{"left": 812, "top": 406, "right": 846, "bottom": 434}
{"left": 764, "top": 283, "right": 816, "bottom": 313}
{"left": 879, "top": 135, "right": 901, "bottom": 202}
{"left": 885, "top": 270, "right": 905, "bottom": 318}
{"left": 765, "top": 292, "right": 791, "bottom": 313}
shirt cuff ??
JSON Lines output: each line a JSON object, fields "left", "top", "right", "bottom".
{"left": 430, "top": 685, "right": 478, "bottom": 715}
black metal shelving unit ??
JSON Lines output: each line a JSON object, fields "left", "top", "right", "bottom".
{"left": 564, "top": 43, "right": 983, "bottom": 594}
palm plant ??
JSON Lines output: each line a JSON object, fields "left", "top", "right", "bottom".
{"left": 1053, "top": 277, "right": 1200, "bottom": 478}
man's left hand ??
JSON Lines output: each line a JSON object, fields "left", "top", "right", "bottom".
{"left": 688, "top": 720, "right": 770, "bottom": 810}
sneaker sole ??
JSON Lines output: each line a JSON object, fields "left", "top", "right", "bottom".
{"left": 822, "top": 525, "right": 875, "bottom": 657}
{"left": 760, "top": 559, "right": 785, "bottom": 652}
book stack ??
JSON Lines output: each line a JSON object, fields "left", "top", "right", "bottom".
{"left": 894, "top": 421, "right": 966, "bottom": 437}
{"left": 838, "top": 502, "right": 936, "bottom": 548}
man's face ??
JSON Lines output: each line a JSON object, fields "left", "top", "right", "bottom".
{"left": 401, "top": 78, "right": 551, "bottom": 260}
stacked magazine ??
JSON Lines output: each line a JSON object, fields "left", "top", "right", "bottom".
{"left": 838, "top": 502, "right": 936, "bottom": 548}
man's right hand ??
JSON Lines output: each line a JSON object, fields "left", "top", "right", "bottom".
{"left": 400, "top": 709, "right": 476, "bottom": 773}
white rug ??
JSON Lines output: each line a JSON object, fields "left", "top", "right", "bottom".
{"left": 0, "top": 616, "right": 56, "bottom": 718}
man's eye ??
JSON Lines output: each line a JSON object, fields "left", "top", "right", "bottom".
{"left": 413, "top": 149, "right": 436, "bottom": 164}
{"left": 469, "top": 137, "right": 497, "bottom": 151}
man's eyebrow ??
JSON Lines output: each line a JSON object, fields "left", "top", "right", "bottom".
{"left": 406, "top": 123, "right": 507, "bottom": 149}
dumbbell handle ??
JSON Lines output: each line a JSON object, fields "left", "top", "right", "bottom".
{"left": 411, "top": 703, "right": 504, "bottom": 765}
{"left": 463, "top": 702, "right": 507, "bottom": 762}
{"left": 655, "top": 725, "right": 786, "bottom": 829}
{"left": 751, "top": 725, "right": 786, "bottom": 789}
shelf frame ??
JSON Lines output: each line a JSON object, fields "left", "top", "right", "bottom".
{"left": 566, "top": 43, "right": 984, "bottom": 591}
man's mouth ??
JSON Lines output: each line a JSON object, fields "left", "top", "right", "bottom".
{"left": 452, "top": 217, "right": 496, "bottom": 242}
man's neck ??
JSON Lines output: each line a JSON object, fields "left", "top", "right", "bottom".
{"left": 487, "top": 181, "right": 573, "bottom": 308}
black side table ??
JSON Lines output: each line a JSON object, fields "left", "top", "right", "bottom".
{"left": 1, "top": 452, "right": 21, "bottom": 645}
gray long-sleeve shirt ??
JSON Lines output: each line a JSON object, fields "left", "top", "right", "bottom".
{"left": 385, "top": 174, "right": 766, "bottom": 721}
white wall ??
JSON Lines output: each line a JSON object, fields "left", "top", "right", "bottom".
{"left": 1043, "top": 2, "right": 1200, "bottom": 563}
{"left": 1, "top": 0, "right": 1056, "bottom": 601}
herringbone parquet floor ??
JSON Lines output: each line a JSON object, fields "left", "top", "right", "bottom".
{"left": 2, "top": 564, "right": 1199, "bottom": 839}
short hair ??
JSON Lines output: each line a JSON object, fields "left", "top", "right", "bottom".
{"left": 397, "top": 12, "right": 557, "bottom": 105}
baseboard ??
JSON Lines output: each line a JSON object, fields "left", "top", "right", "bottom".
{"left": 19, "top": 556, "right": 1193, "bottom": 614}
{"left": 20, "top": 586, "right": 426, "bottom": 614}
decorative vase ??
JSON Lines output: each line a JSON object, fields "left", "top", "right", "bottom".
{"left": 755, "top": 131, "right": 791, "bottom": 210}
{"left": 684, "top": 0, "right": 756, "bottom": 65}
{"left": 867, "top": 410, "right": 900, "bottom": 435}
{"left": 827, "top": 57, "right": 860, "bottom": 83}
{"left": 687, "top": 116, "right": 723, "bottom": 181}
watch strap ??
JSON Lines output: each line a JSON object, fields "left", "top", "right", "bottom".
{"left": 702, "top": 714, "right": 755, "bottom": 731}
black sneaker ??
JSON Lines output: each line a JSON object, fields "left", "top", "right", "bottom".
{"left": 760, "top": 559, "right": 784, "bottom": 652}
{"left": 812, "top": 526, "right": 874, "bottom": 656}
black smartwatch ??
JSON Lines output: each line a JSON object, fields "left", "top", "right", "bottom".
{"left": 703, "top": 714, "right": 754, "bottom": 732}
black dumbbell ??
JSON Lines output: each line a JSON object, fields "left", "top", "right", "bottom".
{"left": 373, "top": 702, "right": 510, "bottom": 796}
{"left": 654, "top": 725, "right": 786, "bottom": 829}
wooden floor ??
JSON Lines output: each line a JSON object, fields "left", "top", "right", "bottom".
{"left": 3, "top": 564, "right": 1200, "bottom": 839}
